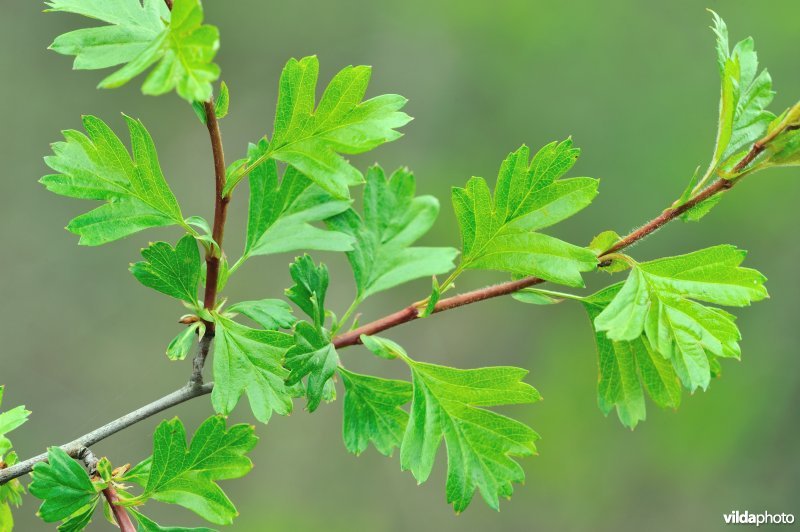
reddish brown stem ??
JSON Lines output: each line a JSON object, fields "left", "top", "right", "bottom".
{"left": 164, "top": 0, "right": 173, "bottom": 8}
{"left": 202, "top": 99, "right": 229, "bottom": 319}
{"left": 333, "top": 176, "right": 739, "bottom": 349}
{"left": 102, "top": 485, "right": 135, "bottom": 532}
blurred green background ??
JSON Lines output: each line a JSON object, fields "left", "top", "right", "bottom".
{"left": 2, "top": 1, "right": 798, "bottom": 530}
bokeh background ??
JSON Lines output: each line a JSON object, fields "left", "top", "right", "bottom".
{"left": 1, "top": 1, "right": 798, "bottom": 530}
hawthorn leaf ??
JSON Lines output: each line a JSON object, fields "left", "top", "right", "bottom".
{"left": 131, "top": 235, "right": 202, "bottom": 305}
{"left": 211, "top": 316, "right": 294, "bottom": 423}
{"left": 594, "top": 246, "right": 767, "bottom": 391}
{"left": 285, "top": 255, "right": 329, "bottom": 329}
{"left": 452, "top": 141, "right": 598, "bottom": 287}
{"left": 41, "top": 115, "right": 185, "bottom": 245}
{"left": 339, "top": 368, "right": 411, "bottom": 457}
{"left": 360, "top": 334, "right": 407, "bottom": 361}
{"left": 57, "top": 499, "right": 99, "bottom": 532}
{"left": 230, "top": 56, "right": 412, "bottom": 198}
{"left": 327, "top": 166, "right": 458, "bottom": 299}
{"left": 0, "top": 387, "right": 30, "bottom": 530}
{"left": 708, "top": 12, "right": 775, "bottom": 167}
{"left": 192, "top": 81, "right": 230, "bottom": 125}
{"left": 226, "top": 299, "right": 296, "bottom": 330}
{"left": 238, "top": 139, "right": 352, "bottom": 262}
{"left": 285, "top": 322, "right": 339, "bottom": 412}
{"left": 583, "top": 284, "right": 682, "bottom": 429}
{"left": 399, "top": 358, "right": 541, "bottom": 512}
{"left": 123, "top": 416, "right": 256, "bottom": 526}
{"left": 48, "top": 0, "right": 220, "bottom": 102}
{"left": 166, "top": 322, "right": 204, "bottom": 361}
{"left": 130, "top": 508, "right": 215, "bottom": 532}
{"left": 29, "top": 447, "right": 99, "bottom": 523}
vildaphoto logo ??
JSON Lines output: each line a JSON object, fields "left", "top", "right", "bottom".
{"left": 723, "top": 510, "right": 795, "bottom": 526}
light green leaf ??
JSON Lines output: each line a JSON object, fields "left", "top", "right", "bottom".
{"left": 57, "top": 499, "right": 99, "bottom": 532}
{"left": 211, "top": 316, "right": 294, "bottom": 423}
{"left": 230, "top": 56, "right": 412, "bottom": 198}
{"left": 29, "top": 448, "right": 99, "bottom": 523}
{"left": 226, "top": 299, "right": 295, "bottom": 330}
{"left": 398, "top": 356, "right": 541, "bottom": 512}
{"left": 452, "top": 141, "right": 598, "bottom": 287}
{"left": 130, "top": 508, "right": 215, "bottom": 531}
{"left": 166, "top": 322, "right": 204, "bottom": 361}
{"left": 285, "top": 256, "right": 329, "bottom": 330}
{"left": 285, "top": 322, "right": 339, "bottom": 412}
{"left": 360, "top": 334, "right": 407, "bottom": 360}
{"left": 583, "top": 284, "right": 681, "bottom": 429}
{"left": 594, "top": 246, "right": 767, "bottom": 391}
{"left": 123, "top": 416, "right": 256, "bottom": 526}
{"left": 0, "top": 387, "right": 30, "bottom": 531}
{"left": 131, "top": 235, "right": 201, "bottom": 305}
{"left": 48, "top": 0, "right": 220, "bottom": 102}
{"left": 238, "top": 139, "right": 353, "bottom": 262}
{"left": 41, "top": 115, "right": 185, "bottom": 245}
{"left": 327, "top": 166, "right": 458, "bottom": 299}
{"left": 192, "top": 82, "right": 229, "bottom": 125}
{"left": 339, "top": 368, "right": 411, "bottom": 457}
{"left": 512, "top": 289, "right": 563, "bottom": 305}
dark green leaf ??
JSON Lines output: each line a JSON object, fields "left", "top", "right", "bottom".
{"left": 29, "top": 447, "right": 98, "bottom": 523}
{"left": 124, "top": 416, "right": 256, "bottom": 526}
{"left": 131, "top": 235, "right": 201, "bottom": 305}
{"left": 339, "top": 368, "right": 411, "bottom": 456}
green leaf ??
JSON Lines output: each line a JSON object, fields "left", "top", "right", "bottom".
{"left": 238, "top": 139, "right": 353, "bottom": 261}
{"left": 360, "top": 334, "right": 407, "bottom": 360}
{"left": 339, "top": 368, "right": 411, "bottom": 457}
{"left": 192, "top": 82, "right": 230, "bottom": 125}
{"left": 594, "top": 246, "right": 768, "bottom": 391}
{"left": 57, "top": 499, "right": 99, "bottom": 532}
{"left": 131, "top": 235, "right": 202, "bottom": 305}
{"left": 29, "top": 447, "right": 99, "bottom": 523}
{"left": 231, "top": 56, "right": 412, "bottom": 198}
{"left": 452, "top": 141, "right": 598, "bottom": 287}
{"left": 123, "top": 416, "right": 256, "bottom": 526}
{"left": 583, "top": 284, "right": 681, "bottom": 429}
{"left": 0, "top": 387, "right": 30, "bottom": 531}
{"left": 512, "top": 289, "right": 563, "bottom": 305}
{"left": 285, "top": 256, "right": 329, "bottom": 329}
{"left": 41, "top": 115, "right": 185, "bottom": 245}
{"left": 210, "top": 316, "right": 294, "bottom": 423}
{"left": 398, "top": 357, "right": 541, "bottom": 512}
{"left": 327, "top": 166, "right": 458, "bottom": 299}
{"left": 418, "top": 276, "right": 441, "bottom": 318}
{"left": 166, "top": 322, "right": 204, "bottom": 361}
{"left": 709, "top": 12, "right": 775, "bottom": 167}
{"left": 48, "top": 0, "right": 220, "bottom": 102}
{"left": 130, "top": 508, "right": 215, "bottom": 532}
{"left": 285, "top": 322, "right": 339, "bottom": 412}
{"left": 226, "top": 299, "right": 295, "bottom": 330}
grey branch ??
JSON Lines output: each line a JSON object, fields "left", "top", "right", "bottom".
{"left": 0, "top": 382, "right": 213, "bottom": 485}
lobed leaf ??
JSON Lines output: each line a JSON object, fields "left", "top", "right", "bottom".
{"left": 41, "top": 115, "right": 185, "bottom": 245}
{"left": 48, "top": 0, "right": 220, "bottom": 102}
{"left": 29, "top": 448, "right": 98, "bottom": 524}
{"left": 452, "top": 140, "right": 598, "bottom": 287}
{"left": 327, "top": 166, "right": 458, "bottom": 300}
{"left": 131, "top": 235, "right": 202, "bottom": 305}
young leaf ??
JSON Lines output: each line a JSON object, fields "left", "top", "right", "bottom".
{"left": 327, "top": 166, "right": 458, "bottom": 299}
{"left": 583, "top": 284, "right": 681, "bottom": 429}
{"left": 237, "top": 139, "right": 353, "bottom": 262}
{"left": 285, "top": 322, "right": 339, "bottom": 412}
{"left": 285, "top": 255, "right": 329, "bottom": 329}
{"left": 452, "top": 141, "right": 598, "bottom": 287}
{"left": 0, "top": 386, "right": 30, "bottom": 530}
{"left": 57, "top": 499, "right": 99, "bottom": 532}
{"left": 399, "top": 359, "right": 541, "bottom": 512}
{"left": 211, "top": 316, "right": 294, "bottom": 423}
{"left": 339, "top": 368, "right": 412, "bottom": 457}
{"left": 709, "top": 12, "right": 775, "bottom": 167}
{"left": 29, "top": 447, "right": 99, "bottom": 523}
{"left": 226, "top": 299, "right": 296, "bottom": 330}
{"left": 41, "top": 115, "right": 185, "bottom": 245}
{"left": 131, "top": 235, "right": 201, "bottom": 305}
{"left": 192, "top": 81, "right": 230, "bottom": 125}
{"left": 123, "top": 416, "right": 256, "bottom": 526}
{"left": 48, "top": 0, "right": 221, "bottom": 102}
{"left": 594, "top": 246, "right": 768, "bottom": 391}
{"left": 166, "top": 322, "right": 204, "bottom": 361}
{"left": 130, "top": 508, "right": 215, "bottom": 532}
{"left": 230, "top": 56, "right": 412, "bottom": 198}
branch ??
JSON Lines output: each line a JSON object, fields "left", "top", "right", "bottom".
{"left": 0, "top": 384, "right": 213, "bottom": 484}
{"left": 333, "top": 176, "right": 736, "bottom": 348}
{"left": 78, "top": 448, "right": 135, "bottom": 532}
